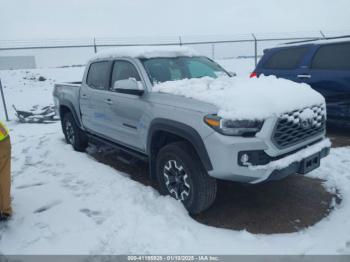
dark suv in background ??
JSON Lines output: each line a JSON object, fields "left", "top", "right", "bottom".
{"left": 252, "top": 37, "right": 350, "bottom": 127}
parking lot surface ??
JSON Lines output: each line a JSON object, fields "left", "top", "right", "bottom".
{"left": 328, "top": 126, "right": 350, "bottom": 148}
{"left": 91, "top": 128, "right": 348, "bottom": 234}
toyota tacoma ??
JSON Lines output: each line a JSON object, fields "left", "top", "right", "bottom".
{"left": 53, "top": 46, "right": 330, "bottom": 214}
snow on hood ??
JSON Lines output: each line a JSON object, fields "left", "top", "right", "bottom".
{"left": 89, "top": 46, "right": 198, "bottom": 62}
{"left": 152, "top": 75, "right": 325, "bottom": 120}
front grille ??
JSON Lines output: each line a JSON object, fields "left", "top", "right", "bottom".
{"left": 272, "top": 104, "right": 326, "bottom": 149}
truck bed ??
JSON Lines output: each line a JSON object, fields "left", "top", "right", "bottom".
{"left": 53, "top": 82, "right": 82, "bottom": 121}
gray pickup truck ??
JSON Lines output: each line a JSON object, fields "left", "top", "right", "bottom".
{"left": 53, "top": 47, "right": 330, "bottom": 214}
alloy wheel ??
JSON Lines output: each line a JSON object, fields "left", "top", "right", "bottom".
{"left": 65, "top": 121, "right": 75, "bottom": 145}
{"left": 163, "top": 160, "right": 191, "bottom": 201}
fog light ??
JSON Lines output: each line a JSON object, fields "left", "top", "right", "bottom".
{"left": 240, "top": 153, "right": 249, "bottom": 165}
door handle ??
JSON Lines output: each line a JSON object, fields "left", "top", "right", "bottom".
{"left": 105, "top": 99, "right": 113, "bottom": 105}
{"left": 81, "top": 94, "right": 88, "bottom": 98}
{"left": 297, "top": 74, "right": 311, "bottom": 79}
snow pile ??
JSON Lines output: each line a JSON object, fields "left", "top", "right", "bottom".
{"left": 153, "top": 75, "right": 325, "bottom": 120}
{"left": 90, "top": 46, "right": 198, "bottom": 61}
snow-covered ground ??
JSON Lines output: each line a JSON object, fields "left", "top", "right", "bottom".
{"left": 0, "top": 67, "right": 85, "bottom": 116}
{"left": 217, "top": 58, "right": 255, "bottom": 77}
{"left": 0, "top": 61, "right": 350, "bottom": 255}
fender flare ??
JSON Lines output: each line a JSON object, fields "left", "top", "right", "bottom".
{"left": 147, "top": 118, "right": 213, "bottom": 171}
{"left": 59, "top": 99, "right": 83, "bottom": 129}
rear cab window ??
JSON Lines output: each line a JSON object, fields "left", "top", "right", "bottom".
{"left": 311, "top": 42, "right": 350, "bottom": 70}
{"left": 263, "top": 47, "right": 309, "bottom": 69}
{"left": 86, "top": 61, "right": 111, "bottom": 90}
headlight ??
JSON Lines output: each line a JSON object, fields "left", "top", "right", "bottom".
{"left": 204, "top": 114, "right": 263, "bottom": 136}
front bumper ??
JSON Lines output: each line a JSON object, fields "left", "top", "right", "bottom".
{"left": 205, "top": 129, "right": 331, "bottom": 184}
{"left": 262, "top": 146, "right": 329, "bottom": 183}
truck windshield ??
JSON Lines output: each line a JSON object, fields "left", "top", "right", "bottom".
{"left": 141, "top": 56, "right": 229, "bottom": 84}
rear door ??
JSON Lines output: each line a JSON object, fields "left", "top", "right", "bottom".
{"left": 103, "top": 59, "right": 147, "bottom": 151}
{"left": 257, "top": 46, "right": 310, "bottom": 82}
{"left": 80, "top": 61, "right": 112, "bottom": 136}
{"left": 306, "top": 42, "right": 350, "bottom": 120}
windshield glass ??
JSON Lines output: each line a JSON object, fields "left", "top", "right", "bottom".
{"left": 141, "top": 56, "right": 229, "bottom": 84}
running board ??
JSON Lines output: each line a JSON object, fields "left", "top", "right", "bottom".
{"left": 87, "top": 134, "right": 148, "bottom": 162}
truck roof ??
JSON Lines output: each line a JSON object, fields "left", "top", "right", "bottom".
{"left": 279, "top": 35, "right": 350, "bottom": 47}
{"left": 89, "top": 46, "right": 198, "bottom": 62}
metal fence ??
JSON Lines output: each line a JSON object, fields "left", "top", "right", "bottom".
{"left": 0, "top": 30, "right": 349, "bottom": 68}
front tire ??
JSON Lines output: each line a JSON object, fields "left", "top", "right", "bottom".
{"left": 62, "top": 113, "right": 88, "bottom": 152}
{"left": 156, "top": 141, "right": 217, "bottom": 214}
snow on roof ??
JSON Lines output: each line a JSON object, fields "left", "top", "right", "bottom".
{"left": 152, "top": 75, "right": 325, "bottom": 120}
{"left": 89, "top": 46, "right": 198, "bottom": 61}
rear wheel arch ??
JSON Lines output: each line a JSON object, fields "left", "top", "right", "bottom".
{"left": 59, "top": 105, "right": 70, "bottom": 119}
{"left": 62, "top": 112, "right": 88, "bottom": 152}
{"left": 59, "top": 101, "right": 82, "bottom": 129}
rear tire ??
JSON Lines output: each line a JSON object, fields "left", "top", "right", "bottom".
{"left": 62, "top": 113, "right": 88, "bottom": 152}
{"left": 156, "top": 141, "right": 217, "bottom": 214}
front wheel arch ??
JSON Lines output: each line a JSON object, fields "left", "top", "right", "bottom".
{"left": 147, "top": 119, "right": 213, "bottom": 179}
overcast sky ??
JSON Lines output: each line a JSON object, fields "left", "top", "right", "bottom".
{"left": 1, "top": 0, "right": 349, "bottom": 40}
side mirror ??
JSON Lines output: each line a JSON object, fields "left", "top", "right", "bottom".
{"left": 228, "top": 71, "right": 237, "bottom": 77}
{"left": 113, "top": 78, "right": 144, "bottom": 96}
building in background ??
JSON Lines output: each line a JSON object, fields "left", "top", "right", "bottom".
{"left": 0, "top": 56, "right": 36, "bottom": 70}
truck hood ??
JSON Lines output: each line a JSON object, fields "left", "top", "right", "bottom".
{"left": 146, "top": 92, "right": 219, "bottom": 114}
{"left": 151, "top": 75, "right": 326, "bottom": 120}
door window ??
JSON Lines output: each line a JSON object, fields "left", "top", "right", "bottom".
{"left": 86, "top": 61, "right": 110, "bottom": 90}
{"left": 264, "top": 47, "right": 308, "bottom": 69}
{"left": 311, "top": 43, "right": 350, "bottom": 70}
{"left": 111, "top": 60, "right": 141, "bottom": 88}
